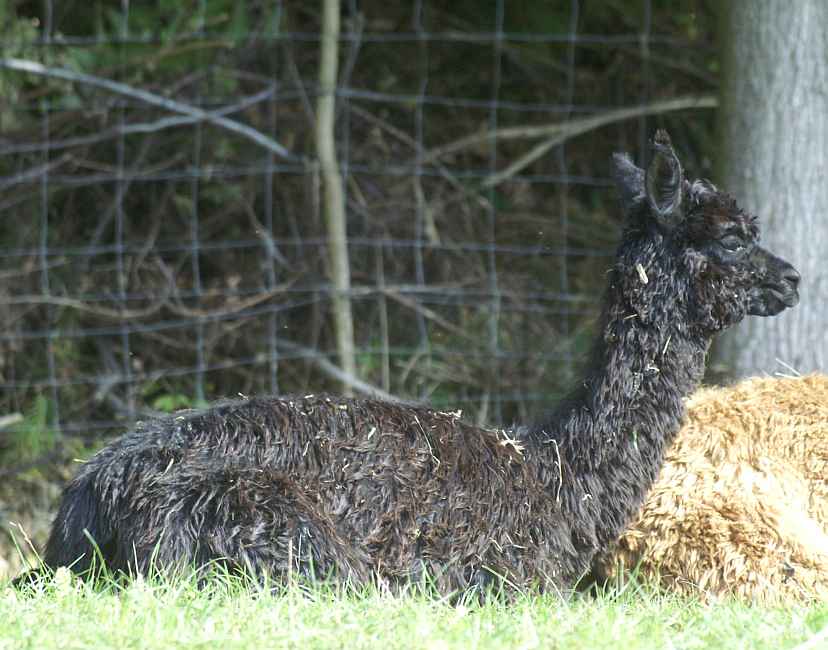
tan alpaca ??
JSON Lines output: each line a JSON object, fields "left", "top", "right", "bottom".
{"left": 600, "top": 374, "right": 828, "bottom": 602}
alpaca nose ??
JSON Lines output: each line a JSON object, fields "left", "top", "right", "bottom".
{"left": 783, "top": 265, "right": 801, "bottom": 290}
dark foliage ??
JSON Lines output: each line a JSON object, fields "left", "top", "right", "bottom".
{"left": 36, "top": 131, "right": 799, "bottom": 595}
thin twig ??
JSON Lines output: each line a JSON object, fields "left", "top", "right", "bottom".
{"left": 129, "top": 187, "right": 173, "bottom": 274}
{"left": 283, "top": 38, "right": 317, "bottom": 128}
{"left": 0, "top": 258, "right": 67, "bottom": 281}
{"left": 242, "top": 200, "right": 290, "bottom": 268}
{"left": 349, "top": 103, "right": 489, "bottom": 209}
{"left": 382, "top": 288, "right": 475, "bottom": 342}
{"left": 80, "top": 134, "right": 159, "bottom": 273}
{"left": 1, "top": 294, "right": 168, "bottom": 320}
{"left": 335, "top": 9, "right": 364, "bottom": 123}
{"left": 0, "top": 153, "right": 72, "bottom": 190}
{"left": 164, "top": 282, "right": 295, "bottom": 319}
{"left": 276, "top": 338, "right": 401, "bottom": 403}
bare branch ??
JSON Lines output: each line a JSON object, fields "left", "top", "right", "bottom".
{"left": 478, "top": 96, "right": 718, "bottom": 190}
{"left": 0, "top": 86, "right": 277, "bottom": 155}
{"left": 0, "top": 58, "right": 300, "bottom": 161}
{"left": 425, "top": 95, "right": 718, "bottom": 166}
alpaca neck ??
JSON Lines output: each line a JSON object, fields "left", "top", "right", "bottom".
{"left": 530, "top": 233, "right": 711, "bottom": 549}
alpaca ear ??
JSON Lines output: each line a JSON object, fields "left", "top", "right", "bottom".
{"left": 611, "top": 152, "right": 645, "bottom": 215}
{"left": 645, "top": 129, "right": 684, "bottom": 230}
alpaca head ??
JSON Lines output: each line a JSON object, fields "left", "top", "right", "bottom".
{"left": 611, "top": 129, "right": 800, "bottom": 334}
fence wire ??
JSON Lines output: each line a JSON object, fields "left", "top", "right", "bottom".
{"left": 0, "top": 1, "right": 717, "bottom": 454}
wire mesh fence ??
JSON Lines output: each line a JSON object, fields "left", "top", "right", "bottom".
{"left": 0, "top": 1, "right": 718, "bottom": 459}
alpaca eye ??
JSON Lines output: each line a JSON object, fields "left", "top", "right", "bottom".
{"left": 719, "top": 235, "right": 745, "bottom": 252}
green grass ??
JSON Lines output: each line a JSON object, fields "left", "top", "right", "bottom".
{"left": 2, "top": 570, "right": 826, "bottom": 650}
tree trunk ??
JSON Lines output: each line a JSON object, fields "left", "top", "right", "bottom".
{"left": 715, "top": 0, "right": 828, "bottom": 377}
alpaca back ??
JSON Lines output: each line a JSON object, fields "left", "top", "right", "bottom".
{"left": 47, "top": 394, "right": 579, "bottom": 591}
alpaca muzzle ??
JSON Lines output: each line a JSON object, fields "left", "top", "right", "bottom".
{"left": 747, "top": 249, "right": 800, "bottom": 317}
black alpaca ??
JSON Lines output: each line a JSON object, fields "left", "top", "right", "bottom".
{"left": 39, "top": 131, "right": 800, "bottom": 594}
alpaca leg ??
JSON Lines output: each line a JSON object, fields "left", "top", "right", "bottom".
{"left": 42, "top": 469, "right": 115, "bottom": 575}
{"left": 117, "top": 463, "right": 373, "bottom": 583}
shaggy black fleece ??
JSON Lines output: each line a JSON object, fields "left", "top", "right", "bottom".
{"left": 39, "top": 131, "right": 800, "bottom": 595}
